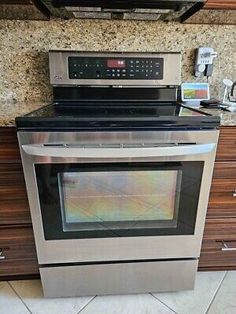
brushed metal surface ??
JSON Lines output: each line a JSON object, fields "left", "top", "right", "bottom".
{"left": 22, "top": 143, "right": 216, "bottom": 158}
{"left": 49, "top": 51, "right": 181, "bottom": 86}
{"left": 40, "top": 259, "right": 198, "bottom": 297}
{"left": 18, "top": 130, "right": 219, "bottom": 265}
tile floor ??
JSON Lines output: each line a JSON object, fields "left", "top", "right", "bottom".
{"left": 0, "top": 271, "right": 236, "bottom": 314}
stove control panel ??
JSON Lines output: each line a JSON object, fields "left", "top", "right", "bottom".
{"left": 68, "top": 57, "right": 164, "bottom": 80}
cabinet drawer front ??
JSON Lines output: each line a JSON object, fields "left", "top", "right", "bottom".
{"left": 0, "top": 227, "right": 38, "bottom": 276}
{"left": 199, "top": 239, "right": 236, "bottom": 269}
{"left": 0, "top": 199, "right": 31, "bottom": 225}
{"left": 213, "top": 162, "right": 236, "bottom": 179}
{"left": 207, "top": 179, "right": 236, "bottom": 218}
{"left": 203, "top": 218, "right": 236, "bottom": 240}
{"left": 0, "top": 186, "right": 28, "bottom": 200}
{"left": 210, "top": 179, "right": 236, "bottom": 193}
{"left": 0, "top": 227, "right": 35, "bottom": 246}
{"left": 0, "top": 128, "right": 21, "bottom": 163}
{"left": 0, "top": 259, "right": 39, "bottom": 277}
{"left": 216, "top": 127, "right": 236, "bottom": 161}
{"left": 0, "top": 163, "right": 25, "bottom": 186}
{"left": 0, "top": 163, "right": 31, "bottom": 225}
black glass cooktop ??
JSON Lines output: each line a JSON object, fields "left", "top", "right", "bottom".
{"left": 15, "top": 102, "right": 220, "bottom": 131}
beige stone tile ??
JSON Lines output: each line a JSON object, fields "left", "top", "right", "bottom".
{"left": 153, "top": 271, "right": 226, "bottom": 314}
{"left": 10, "top": 280, "right": 94, "bottom": 314}
{"left": 208, "top": 271, "right": 236, "bottom": 314}
{"left": 79, "top": 293, "right": 174, "bottom": 314}
{"left": 0, "top": 281, "right": 29, "bottom": 314}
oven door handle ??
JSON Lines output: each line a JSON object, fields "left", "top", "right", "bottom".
{"left": 22, "top": 143, "right": 216, "bottom": 158}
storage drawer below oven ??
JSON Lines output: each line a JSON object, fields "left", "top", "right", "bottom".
{"left": 40, "top": 259, "right": 198, "bottom": 297}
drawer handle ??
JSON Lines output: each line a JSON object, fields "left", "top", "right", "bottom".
{"left": 0, "top": 249, "right": 5, "bottom": 260}
{"left": 233, "top": 192, "right": 236, "bottom": 197}
{"left": 221, "top": 241, "right": 236, "bottom": 251}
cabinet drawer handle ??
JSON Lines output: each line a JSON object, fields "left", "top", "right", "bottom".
{"left": 0, "top": 249, "right": 5, "bottom": 260}
{"left": 233, "top": 192, "right": 236, "bottom": 197}
{"left": 221, "top": 241, "right": 236, "bottom": 251}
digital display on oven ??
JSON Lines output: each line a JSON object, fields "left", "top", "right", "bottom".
{"left": 107, "top": 59, "right": 126, "bottom": 68}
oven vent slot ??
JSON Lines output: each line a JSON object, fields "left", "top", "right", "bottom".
{"left": 43, "top": 142, "right": 196, "bottom": 148}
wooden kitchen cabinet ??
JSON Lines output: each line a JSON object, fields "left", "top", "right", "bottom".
{"left": 0, "top": 0, "right": 50, "bottom": 20}
{"left": 205, "top": 1, "right": 236, "bottom": 10}
{"left": 199, "top": 126, "right": 236, "bottom": 270}
{"left": 183, "top": 0, "right": 236, "bottom": 25}
{"left": 0, "top": 127, "right": 39, "bottom": 280}
{"left": 0, "top": 227, "right": 38, "bottom": 278}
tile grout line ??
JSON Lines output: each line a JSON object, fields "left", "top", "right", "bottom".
{"left": 205, "top": 271, "right": 228, "bottom": 314}
{"left": 7, "top": 281, "right": 33, "bottom": 314}
{"left": 76, "top": 295, "right": 97, "bottom": 314}
{"left": 150, "top": 293, "right": 178, "bottom": 314}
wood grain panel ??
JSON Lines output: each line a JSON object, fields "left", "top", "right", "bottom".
{"left": 0, "top": 259, "right": 39, "bottom": 278}
{"left": 205, "top": 0, "right": 236, "bottom": 9}
{"left": 213, "top": 162, "right": 236, "bottom": 179}
{"left": 199, "top": 239, "right": 236, "bottom": 270}
{"left": 207, "top": 179, "right": 236, "bottom": 218}
{"left": 0, "top": 226, "right": 39, "bottom": 277}
{"left": 0, "top": 162, "right": 31, "bottom": 225}
{"left": 0, "top": 163, "right": 25, "bottom": 185}
{"left": 210, "top": 179, "right": 236, "bottom": 193}
{"left": 0, "top": 199, "right": 31, "bottom": 225}
{"left": 216, "top": 127, "right": 236, "bottom": 161}
{"left": 0, "top": 226, "right": 35, "bottom": 243}
{"left": 0, "top": 127, "right": 21, "bottom": 162}
{"left": 203, "top": 218, "right": 236, "bottom": 240}
{"left": 0, "top": 186, "right": 27, "bottom": 200}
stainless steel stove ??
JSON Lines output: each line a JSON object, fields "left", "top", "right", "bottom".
{"left": 16, "top": 51, "right": 220, "bottom": 297}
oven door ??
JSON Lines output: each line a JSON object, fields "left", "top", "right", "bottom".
{"left": 18, "top": 130, "right": 218, "bottom": 265}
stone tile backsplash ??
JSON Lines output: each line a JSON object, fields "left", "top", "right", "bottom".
{"left": 0, "top": 19, "right": 235, "bottom": 102}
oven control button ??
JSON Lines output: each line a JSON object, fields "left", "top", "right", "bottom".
{"left": 72, "top": 72, "right": 78, "bottom": 78}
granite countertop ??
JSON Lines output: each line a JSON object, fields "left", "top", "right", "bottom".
{"left": 1, "top": 102, "right": 236, "bottom": 127}
{"left": 0, "top": 101, "right": 48, "bottom": 126}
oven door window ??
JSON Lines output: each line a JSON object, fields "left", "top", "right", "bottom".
{"left": 35, "top": 162, "right": 203, "bottom": 240}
